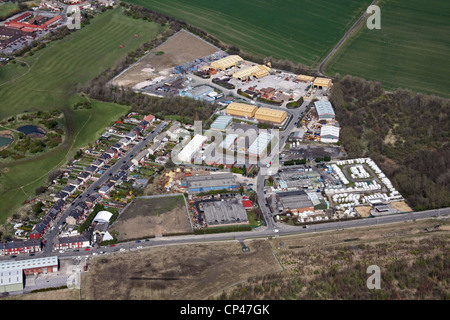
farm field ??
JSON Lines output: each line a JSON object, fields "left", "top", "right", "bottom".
{"left": 111, "top": 195, "right": 192, "bottom": 240}
{"left": 125, "top": 0, "right": 373, "bottom": 68}
{"left": 323, "top": 0, "right": 450, "bottom": 98}
{"left": 0, "top": 7, "right": 163, "bottom": 222}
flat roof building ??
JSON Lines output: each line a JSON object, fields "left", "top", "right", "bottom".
{"left": 255, "top": 107, "right": 287, "bottom": 125}
{"left": 202, "top": 200, "right": 248, "bottom": 226}
{"left": 277, "top": 190, "right": 314, "bottom": 215}
{"left": 314, "top": 100, "right": 335, "bottom": 121}
{"left": 0, "top": 256, "right": 58, "bottom": 275}
{"left": 210, "top": 55, "right": 243, "bottom": 71}
{"left": 185, "top": 173, "right": 237, "bottom": 193}
{"left": 226, "top": 102, "right": 258, "bottom": 119}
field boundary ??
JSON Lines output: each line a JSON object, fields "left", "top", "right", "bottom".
{"left": 319, "top": 0, "right": 380, "bottom": 75}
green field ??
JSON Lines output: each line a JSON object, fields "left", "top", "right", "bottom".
{"left": 125, "top": 0, "right": 372, "bottom": 67}
{"left": 0, "top": 7, "right": 164, "bottom": 119}
{"left": 323, "top": 0, "right": 450, "bottom": 98}
{"left": 0, "top": 8, "right": 164, "bottom": 223}
{"left": 0, "top": 2, "right": 19, "bottom": 19}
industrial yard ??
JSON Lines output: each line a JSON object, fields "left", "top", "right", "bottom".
{"left": 111, "top": 29, "right": 220, "bottom": 89}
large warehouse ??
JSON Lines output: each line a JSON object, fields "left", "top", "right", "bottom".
{"left": 202, "top": 200, "right": 249, "bottom": 226}
{"left": 178, "top": 134, "right": 208, "bottom": 163}
{"left": 185, "top": 173, "right": 238, "bottom": 193}
{"left": 226, "top": 102, "right": 258, "bottom": 119}
{"left": 314, "top": 100, "right": 335, "bottom": 121}
{"left": 276, "top": 190, "right": 314, "bottom": 215}
{"left": 210, "top": 55, "right": 243, "bottom": 71}
{"left": 255, "top": 107, "right": 287, "bottom": 125}
{"left": 232, "top": 64, "right": 271, "bottom": 80}
{"left": 0, "top": 256, "right": 59, "bottom": 294}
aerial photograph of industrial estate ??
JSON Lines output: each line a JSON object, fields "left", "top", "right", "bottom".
{"left": 0, "top": 0, "right": 448, "bottom": 311}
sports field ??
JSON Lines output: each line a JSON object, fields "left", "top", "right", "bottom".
{"left": 0, "top": 8, "right": 163, "bottom": 223}
{"left": 323, "top": 0, "right": 450, "bottom": 98}
{"left": 125, "top": 0, "right": 372, "bottom": 67}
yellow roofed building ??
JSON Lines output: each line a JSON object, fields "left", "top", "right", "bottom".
{"left": 297, "top": 74, "right": 315, "bottom": 83}
{"left": 255, "top": 108, "right": 287, "bottom": 125}
{"left": 210, "top": 55, "right": 243, "bottom": 71}
{"left": 313, "top": 77, "right": 333, "bottom": 90}
{"left": 232, "top": 65, "right": 271, "bottom": 80}
{"left": 226, "top": 102, "right": 258, "bottom": 119}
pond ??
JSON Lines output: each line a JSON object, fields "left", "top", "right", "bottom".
{"left": 16, "top": 125, "right": 46, "bottom": 137}
{"left": 0, "top": 135, "right": 13, "bottom": 148}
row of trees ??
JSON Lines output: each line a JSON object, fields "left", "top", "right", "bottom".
{"left": 329, "top": 75, "right": 450, "bottom": 210}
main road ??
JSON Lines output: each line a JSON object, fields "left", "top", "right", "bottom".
{"left": 42, "top": 206, "right": 450, "bottom": 261}
{"left": 254, "top": 100, "right": 308, "bottom": 231}
{"left": 42, "top": 121, "right": 168, "bottom": 255}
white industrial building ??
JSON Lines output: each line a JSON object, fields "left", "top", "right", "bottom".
{"left": 177, "top": 134, "right": 208, "bottom": 163}
{"left": 320, "top": 125, "right": 340, "bottom": 143}
{"left": 219, "top": 134, "right": 238, "bottom": 150}
{"left": 248, "top": 132, "right": 273, "bottom": 157}
{"left": 314, "top": 100, "right": 335, "bottom": 121}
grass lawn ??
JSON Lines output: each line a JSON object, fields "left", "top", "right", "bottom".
{"left": 125, "top": 0, "right": 372, "bottom": 67}
{"left": 0, "top": 2, "right": 18, "bottom": 19}
{"left": 323, "top": 0, "right": 450, "bottom": 98}
{"left": 0, "top": 7, "right": 163, "bottom": 223}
